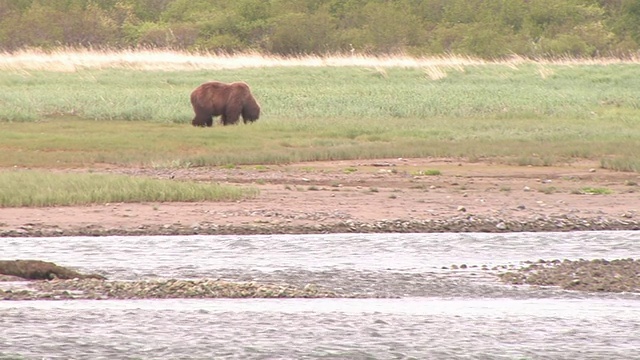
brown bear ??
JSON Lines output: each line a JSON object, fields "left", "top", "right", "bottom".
{"left": 190, "top": 81, "right": 261, "bottom": 126}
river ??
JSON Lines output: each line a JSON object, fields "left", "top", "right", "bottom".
{"left": 1, "top": 231, "right": 639, "bottom": 359}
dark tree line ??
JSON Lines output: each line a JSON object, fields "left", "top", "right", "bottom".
{"left": 1, "top": 0, "right": 639, "bottom": 58}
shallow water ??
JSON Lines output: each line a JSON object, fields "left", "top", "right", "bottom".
{"left": 1, "top": 231, "right": 639, "bottom": 359}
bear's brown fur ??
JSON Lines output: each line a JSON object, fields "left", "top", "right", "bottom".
{"left": 190, "top": 81, "right": 260, "bottom": 126}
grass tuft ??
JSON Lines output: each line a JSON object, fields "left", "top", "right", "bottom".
{"left": 571, "top": 187, "right": 613, "bottom": 195}
{"left": 414, "top": 169, "right": 442, "bottom": 176}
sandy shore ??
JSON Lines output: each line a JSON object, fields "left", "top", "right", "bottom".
{"left": 1, "top": 158, "right": 639, "bottom": 237}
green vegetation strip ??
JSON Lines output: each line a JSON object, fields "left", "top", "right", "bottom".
{"left": 3, "top": 65, "right": 640, "bottom": 123}
{"left": 1, "top": 65, "right": 640, "bottom": 171}
{"left": 0, "top": 170, "right": 259, "bottom": 207}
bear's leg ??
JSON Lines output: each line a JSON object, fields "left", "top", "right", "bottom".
{"left": 193, "top": 117, "right": 212, "bottom": 127}
{"left": 192, "top": 114, "right": 208, "bottom": 126}
{"left": 205, "top": 116, "right": 214, "bottom": 127}
{"left": 192, "top": 106, "right": 213, "bottom": 126}
{"left": 223, "top": 109, "right": 242, "bottom": 125}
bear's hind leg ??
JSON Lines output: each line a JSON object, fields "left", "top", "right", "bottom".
{"left": 223, "top": 109, "right": 242, "bottom": 125}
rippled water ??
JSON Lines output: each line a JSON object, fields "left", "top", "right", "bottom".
{"left": 1, "top": 231, "right": 640, "bottom": 359}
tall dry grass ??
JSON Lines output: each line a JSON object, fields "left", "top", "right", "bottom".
{"left": 1, "top": 48, "right": 640, "bottom": 72}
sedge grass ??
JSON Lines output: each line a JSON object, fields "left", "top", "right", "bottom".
{"left": 2, "top": 63, "right": 640, "bottom": 122}
{"left": 0, "top": 170, "right": 259, "bottom": 207}
{"left": 1, "top": 53, "right": 639, "bottom": 172}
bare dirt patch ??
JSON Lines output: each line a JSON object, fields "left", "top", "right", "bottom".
{"left": 1, "top": 158, "right": 639, "bottom": 237}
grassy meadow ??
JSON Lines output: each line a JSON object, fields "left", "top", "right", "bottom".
{"left": 1, "top": 50, "right": 639, "bottom": 206}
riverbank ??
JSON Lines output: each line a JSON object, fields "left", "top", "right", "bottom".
{"left": 1, "top": 158, "right": 639, "bottom": 237}
{"left": 2, "top": 214, "right": 638, "bottom": 237}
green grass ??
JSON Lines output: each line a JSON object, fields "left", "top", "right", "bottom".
{"left": 0, "top": 170, "right": 259, "bottom": 207}
{"left": 414, "top": 169, "right": 442, "bottom": 176}
{"left": 1, "top": 64, "right": 640, "bottom": 172}
{"left": 2, "top": 65, "right": 640, "bottom": 122}
{"left": 572, "top": 187, "right": 613, "bottom": 195}
{"left": 2, "top": 113, "right": 639, "bottom": 172}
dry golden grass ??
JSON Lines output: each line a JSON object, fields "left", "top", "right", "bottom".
{"left": 1, "top": 48, "right": 639, "bottom": 72}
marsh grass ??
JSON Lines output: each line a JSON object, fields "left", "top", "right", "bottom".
{"left": 601, "top": 158, "right": 640, "bottom": 173}
{"left": 0, "top": 170, "right": 259, "bottom": 207}
{"left": 1, "top": 51, "right": 640, "bottom": 172}
{"left": 4, "top": 63, "right": 640, "bottom": 124}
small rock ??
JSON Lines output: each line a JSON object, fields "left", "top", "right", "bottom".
{"left": 457, "top": 206, "right": 466, "bottom": 212}
{"left": 303, "top": 284, "right": 317, "bottom": 292}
